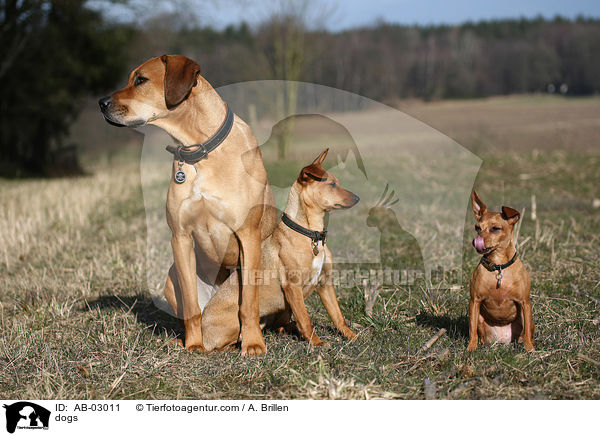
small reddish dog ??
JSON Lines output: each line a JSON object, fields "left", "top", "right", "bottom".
{"left": 467, "top": 190, "right": 534, "bottom": 351}
{"left": 201, "top": 149, "right": 359, "bottom": 350}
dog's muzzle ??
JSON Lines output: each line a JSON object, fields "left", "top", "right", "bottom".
{"left": 98, "top": 96, "right": 128, "bottom": 127}
{"left": 98, "top": 96, "right": 111, "bottom": 112}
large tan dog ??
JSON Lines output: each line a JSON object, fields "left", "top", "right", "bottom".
{"left": 99, "top": 55, "right": 277, "bottom": 356}
{"left": 201, "top": 149, "right": 359, "bottom": 351}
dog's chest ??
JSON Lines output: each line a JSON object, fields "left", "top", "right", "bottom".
{"left": 189, "top": 176, "right": 229, "bottom": 215}
{"left": 171, "top": 172, "right": 243, "bottom": 266}
{"left": 179, "top": 174, "right": 238, "bottom": 229}
{"left": 474, "top": 267, "right": 523, "bottom": 324}
{"left": 305, "top": 248, "right": 325, "bottom": 290}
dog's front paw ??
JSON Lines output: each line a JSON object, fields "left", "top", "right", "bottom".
{"left": 309, "top": 336, "right": 329, "bottom": 347}
{"left": 241, "top": 329, "right": 267, "bottom": 357}
{"left": 314, "top": 341, "right": 330, "bottom": 348}
{"left": 343, "top": 328, "right": 357, "bottom": 342}
{"left": 241, "top": 342, "right": 267, "bottom": 357}
{"left": 523, "top": 341, "right": 535, "bottom": 352}
{"left": 185, "top": 343, "right": 207, "bottom": 353}
{"left": 169, "top": 338, "right": 184, "bottom": 348}
{"left": 466, "top": 341, "right": 478, "bottom": 352}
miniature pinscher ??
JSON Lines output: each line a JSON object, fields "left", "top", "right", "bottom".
{"left": 467, "top": 190, "right": 534, "bottom": 351}
{"left": 201, "top": 148, "right": 359, "bottom": 350}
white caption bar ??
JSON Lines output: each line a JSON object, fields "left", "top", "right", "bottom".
{"left": 0, "top": 400, "right": 594, "bottom": 435}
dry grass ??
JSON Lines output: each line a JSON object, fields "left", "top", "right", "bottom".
{"left": 397, "top": 94, "right": 600, "bottom": 154}
{"left": 1, "top": 96, "right": 599, "bottom": 399}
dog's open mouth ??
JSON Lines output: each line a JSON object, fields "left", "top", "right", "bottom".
{"left": 475, "top": 247, "right": 496, "bottom": 256}
{"left": 476, "top": 245, "right": 495, "bottom": 255}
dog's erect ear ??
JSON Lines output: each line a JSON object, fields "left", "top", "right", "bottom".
{"left": 501, "top": 206, "right": 520, "bottom": 225}
{"left": 298, "top": 164, "right": 326, "bottom": 184}
{"left": 471, "top": 190, "right": 487, "bottom": 220}
{"left": 298, "top": 148, "right": 329, "bottom": 184}
{"left": 312, "top": 148, "right": 329, "bottom": 166}
{"left": 161, "top": 55, "right": 201, "bottom": 110}
{"left": 298, "top": 165, "right": 326, "bottom": 184}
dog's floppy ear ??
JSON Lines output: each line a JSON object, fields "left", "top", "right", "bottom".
{"left": 501, "top": 206, "right": 520, "bottom": 225}
{"left": 161, "top": 55, "right": 201, "bottom": 110}
{"left": 471, "top": 190, "right": 487, "bottom": 220}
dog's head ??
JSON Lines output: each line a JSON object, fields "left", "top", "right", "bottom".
{"left": 297, "top": 148, "right": 360, "bottom": 212}
{"left": 471, "top": 189, "right": 520, "bottom": 255}
{"left": 98, "top": 55, "right": 202, "bottom": 127}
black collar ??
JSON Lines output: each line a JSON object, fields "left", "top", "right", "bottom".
{"left": 281, "top": 212, "right": 327, "bottom": 245}
{"left": 480, "top": 251, "right": 519, "bottom": 272}
{"left": 165, "top": 104, "right": 234, "bottom": 164}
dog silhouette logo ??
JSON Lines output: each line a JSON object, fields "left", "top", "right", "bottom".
{"left": 3, "top": 402, "right": 50, "bottom": 434}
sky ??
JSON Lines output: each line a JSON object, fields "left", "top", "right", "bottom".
{"left": 207, "top": 0, "right": 600, "bottom": 31}
{"left": 94, "top": 0, "right": 600, "bottom": 30}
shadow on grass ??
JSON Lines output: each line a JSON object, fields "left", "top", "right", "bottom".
{"left": 83, "top": 295, "right": 309, "bottom": 347}
{"left": 83, "top": 295, "right": 183, "bottom": 339}
{"left": 415, "top": 310, "right": 469, "bottom": 340}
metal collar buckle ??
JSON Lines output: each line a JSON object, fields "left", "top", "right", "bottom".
{"left": 194, "top": 145, "right": 208, "bottom": 161}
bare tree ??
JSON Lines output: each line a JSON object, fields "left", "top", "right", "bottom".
{"left": 256, "top": 0, "right": 333, "bottom": 159}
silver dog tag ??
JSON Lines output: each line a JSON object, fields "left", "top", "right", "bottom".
{"left": 174, "top": 170, "right": 186, "bottom": 184}
{"left": 496, "top": 269, "right": 503, "bottom": 289}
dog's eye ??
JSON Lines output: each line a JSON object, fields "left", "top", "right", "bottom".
{"left": 134, "top": 76, "right": 148, "bottom": 86}
{"left": 329, "top": 182, "right": 336, "bottom": 187}
{"left": 491, "top": 226, "right": 502, "bottom": 232}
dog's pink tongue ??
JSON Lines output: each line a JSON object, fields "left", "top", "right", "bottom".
{"left": 473, "top": 236, "right": 485, "bottom": 252}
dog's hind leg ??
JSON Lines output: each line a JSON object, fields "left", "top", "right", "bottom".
{"left": 201, "top": 272, "right": 241, "bottom": 352}
{"left": 237, "top": 228, "right": 267, "bottom": 356}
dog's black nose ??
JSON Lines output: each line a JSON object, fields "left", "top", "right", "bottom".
{"left": 353, "top": 194, "right": 360, "bottom": 203}
{"left": 98, "top": 96, "right": 111, "bottom": 111}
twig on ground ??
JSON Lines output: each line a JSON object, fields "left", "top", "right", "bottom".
{"left": 363, "top": 279, "right": 380, "bottom": 317}
{"left": 106, "top": 371, "right": 126, "bottom": 399}
{"left": 345, "top": 319, "right": 365, "bottom": 329}
{"left": 421, "top": 328, "right": 446, "bottom": 352}
{"left": 573, "top": 284, "right": 600, "bottom": 305}
{"left": 577, "top": 353, "right": 600, "bottom": 366}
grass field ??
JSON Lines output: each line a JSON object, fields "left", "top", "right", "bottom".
{"left": 1, "top": 95, "right": 599, "bottom": 399}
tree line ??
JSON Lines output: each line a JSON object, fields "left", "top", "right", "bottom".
{"left": 139, "top": 15, "right": 600, "bottom": 101}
